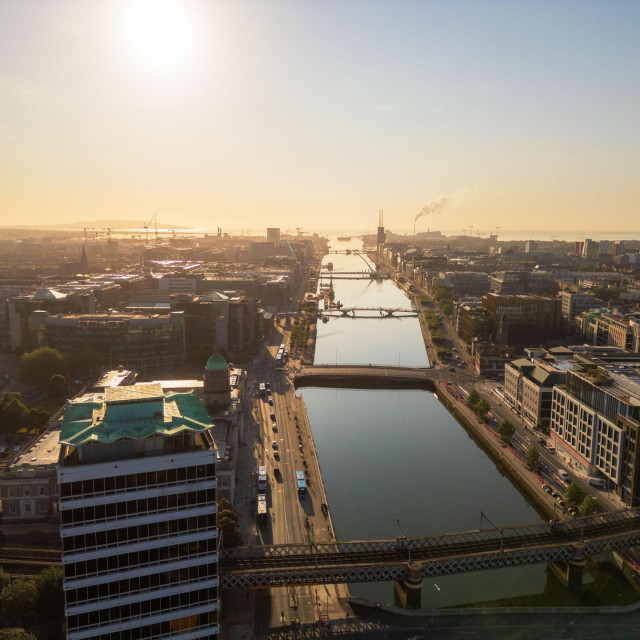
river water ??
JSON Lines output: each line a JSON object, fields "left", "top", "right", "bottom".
{"left": 299, "top": 236, "right": 636, "bottom": 608}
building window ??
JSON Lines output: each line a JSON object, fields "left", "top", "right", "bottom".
{"left": 8, "top": 488, "right": 15, "bottom": 497}
{"left": 9, "top": 506, "right": 16, "bottom": 515}
{"left": 39, "top": 504, "right": 47, "bottom": 513}
{"left": 24, "top": 487, "right": 30, "bottom": 497}
{"left": 25, "top": 503, "right": 31, "bottom": 514}
{"left": 39, "top": 487, "right": 46, "bottom": 496}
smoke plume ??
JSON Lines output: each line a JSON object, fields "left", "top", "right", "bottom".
{"left": 415, "top": 195, "right": 451, "bottom": 223}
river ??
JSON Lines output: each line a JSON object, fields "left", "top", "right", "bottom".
{"left": 299, "top": 236, "right": 636, "bottom": 608}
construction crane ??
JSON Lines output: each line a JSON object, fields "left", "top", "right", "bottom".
{"left": 143, "top": 213, "right": 158, "bottom": 246}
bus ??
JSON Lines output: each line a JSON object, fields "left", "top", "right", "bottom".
{"left": 257, "top": 466, "right": 268, "bottom": 493}
{"left": 295, "top": 471, "right": 307, "bottom": 497}
{"left": 256, "top": 494, "right": 267, "bottom": 526}
{"left": 259, "top": 383, "right": 266, "bottom": 397}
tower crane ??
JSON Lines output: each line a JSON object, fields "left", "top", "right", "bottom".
{"left": 143, "top": 213, "right": 158, "bottom": 246}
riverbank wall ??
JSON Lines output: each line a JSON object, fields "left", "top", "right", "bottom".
{"left": 436, "top": 382, "right": 558, "bottom": 521}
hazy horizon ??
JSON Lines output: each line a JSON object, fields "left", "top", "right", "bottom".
{"left": 1, "top": 0, "right": 638, "bottom": 234}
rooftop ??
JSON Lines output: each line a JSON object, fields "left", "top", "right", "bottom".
{"left": 8, "top": 428, "right": 61, "bottom": 471}
{"left": 60, "top": 387, "right": 211, "bottom": 447}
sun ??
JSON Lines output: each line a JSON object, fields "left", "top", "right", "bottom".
{"left": 120, "top": 0, "right": 196, "bottom": 72}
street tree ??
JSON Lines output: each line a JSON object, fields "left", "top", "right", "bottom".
{"left": 498, "top": 419, "right": 515, "bottom": 443}
{"left": 580, "top": 495, "right": 599, "bottom": 516}
{"left": 475, "top": 399, "right": 490, "bottom": 419}
{"left": 468, "top": 389, "right": 480, "bottom": 406}
{"left": 0, "top": 630, "right": 37, "bottom": 640}
{"left": 564, "top": 482, "right": 587, "bottom": 506}
{"left": 526, "top": 445, "right": 540, "bottom": 471}
{"left": 33, "top": 567, "right": 64, "bottom": 640}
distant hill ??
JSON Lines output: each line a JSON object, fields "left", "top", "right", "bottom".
{"left": 46, "top": 219, "right": 187, "bottom": 229}
{"left": 0, "top": 219, "right": 187, "bottom": 230}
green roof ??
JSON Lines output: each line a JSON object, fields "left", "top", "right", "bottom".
{"left": 205, "top": 352, "right": 228, "bottom": 371}
{"left": 60, "top": 388, "right": 211, "bottom": 447}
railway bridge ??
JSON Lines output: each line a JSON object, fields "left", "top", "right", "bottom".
{"left": 219, "top": 508, "right": 640, "bottom": 589}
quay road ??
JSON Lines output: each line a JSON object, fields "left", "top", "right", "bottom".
{"left": 228, "top": 322, "right": 351, "bottom": 634}
{"left": 220, "top": 507, "right": 640, "bottom": 588}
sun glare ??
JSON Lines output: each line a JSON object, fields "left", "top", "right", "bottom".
{"left": 121, "top": 0, "right": 196, "bottom": 72}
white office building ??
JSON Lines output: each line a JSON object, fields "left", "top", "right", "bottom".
{"left": 58, "top": 383, "right": 219, "bottom": 640}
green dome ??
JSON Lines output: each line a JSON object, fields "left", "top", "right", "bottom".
{"left": 205, "top": 353, "right": 228, "bottom": 372}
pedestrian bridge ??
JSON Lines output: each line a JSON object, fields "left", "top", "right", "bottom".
{"left": 219, "top": 508, "right": 640, "bottom": 589}
{"left": 293, "top": 364, "right": 468, "bottom": 391}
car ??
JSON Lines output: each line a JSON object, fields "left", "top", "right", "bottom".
{"left": 538, "top": 438, "right": 547, "bottom": 446}
{"left": 265, "top": 382, "right": 271, "bottom": 390}
{"left": 557, "top": 498, "right": 567, "bottom": 508}
{"left": 551, "top": 491, "right": 560, "bottom": 499}
{"left": 270, "top": 412, "right": 276, "bottom": 420}
{"left": 558, "top": 469, "right": 570, "bottom": 482}
{"left": 274, "top": 450, "right": 280, "bottom": 460}
{"left": 271, "top": 423, "right": 277, "bottom": 431}
{"left": 271, "top": 440, "right": 278, "bottom": 449}
{"left": 449, "top": 367, "right": 456, "bottom": 372}
{"left": 542, "top": 483, "right": 552, "bottom": 494}
{"left": 268, "top": 398, "right": 274, "bottom": 406}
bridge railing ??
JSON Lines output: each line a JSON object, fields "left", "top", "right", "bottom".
{"left": 219, "top": 508, "right": 640, "bottom": 560}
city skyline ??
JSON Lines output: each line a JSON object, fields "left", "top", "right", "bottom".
{"left": 1, "top": 0, "right": 639, "bottom": 233}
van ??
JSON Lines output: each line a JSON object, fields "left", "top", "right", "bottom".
{"left": 558, "top": 469, "right": 570, "bottom": 482}
{"left": 588, "top": 477, "right": 606, "bottom": 488}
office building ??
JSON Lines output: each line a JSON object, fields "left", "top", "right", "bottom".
{"left": 58, "top": 384, "right": 219, "bottom": 640}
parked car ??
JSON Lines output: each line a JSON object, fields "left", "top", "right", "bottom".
{"left": 271, "top": 440, "right": 278, "bottom": 449}
{"left": 271, "top": 422, "right": 277, "bottom": 431}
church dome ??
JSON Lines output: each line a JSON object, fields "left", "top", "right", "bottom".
{"left": 205, "top": 353, "right": 228, "bottom": 372}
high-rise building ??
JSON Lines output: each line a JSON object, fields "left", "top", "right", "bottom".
{"left": 58, "top": 383, "right": 219, "bottom": 640}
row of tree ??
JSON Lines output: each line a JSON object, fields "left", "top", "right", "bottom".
{"left": 467, "top": 389, "right": 491, "bottom": 422}
{"left": 431, "top": 283, "right": 453, "bottom": 316}
{"left": 0, "top": 567, "right": 64, "bottom": 640}
{"left": 564, "top": 481, "right": 599, "bottom": 516}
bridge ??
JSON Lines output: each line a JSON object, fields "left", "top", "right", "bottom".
{"left": 219, "top": 508, "right": 640, "bottom": 589}
{"left": 318, "top": 270, "right": 390, "bottom": 280}
{"left": 318, "top": 307, "right": 418, "bottom": 318}
{"left": 293, "top": 364, "right": 464, "bottom": 390}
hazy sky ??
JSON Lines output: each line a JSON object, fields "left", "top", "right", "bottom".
{"left": 0, "top": 0, "right": 638, "bottom": 234}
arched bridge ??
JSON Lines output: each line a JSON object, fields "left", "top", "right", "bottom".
{"left": 219, "top": 508, "right": 640, "bottom": 589}
{"left": 293, "top": 364, "right": 468, "bottom": 391}
{"left": 318, "top": 307, "right": 418, "bottom": 318}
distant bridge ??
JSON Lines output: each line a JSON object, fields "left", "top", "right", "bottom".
{"left": 219, "top": 508, "right": 640, "bottom": 589}
{"left": 319, "top": 270, "right": 390, "bottom": 280}
{"left": 318, "top": 307, "right": 418, "bottom": 318}
{"left": 293, "top": 364, "right": 463, "bottom": 390}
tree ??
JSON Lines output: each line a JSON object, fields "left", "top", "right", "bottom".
{"left": 564, "top": 482, "right": 587, "bottom": 506}
{"left": 468, "top": 390, "right": 480, "bottom": 406}
{"left": 475, "top": 399, "right": 490, "bottom": 419}
{"left": 0, "top": 630, "right": 37, "bottom": 640}
{"left": 0, "top": 579, "right": 37, "bottom": 629}
{"left": 526, "top": 445, "right": 540, "bottom": 471}
{"left": 66, "top": 347, "right": 102, "bottom": 381}
{"left": 33, "top": 567, "right": 64, "bottom": 640}
{"left": 580, "top": 495, "right": 599, "bottom": 516}
{"left": 498, "top": 419, "right": 515, "bottom": 443}
{"left": 218, "top": 515, "right": 243, "bottom": 548}
{"left": 26, "top": 408, "right": 50, "bottom": 430}
{"left": 0, "top": 396, "right": 28, "bottom": 431}
{"left": 18, "top": 348, "right": 66, "bottom": 391}
{"left": 47, "top": 374, "right": 67, "bottom": 400}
